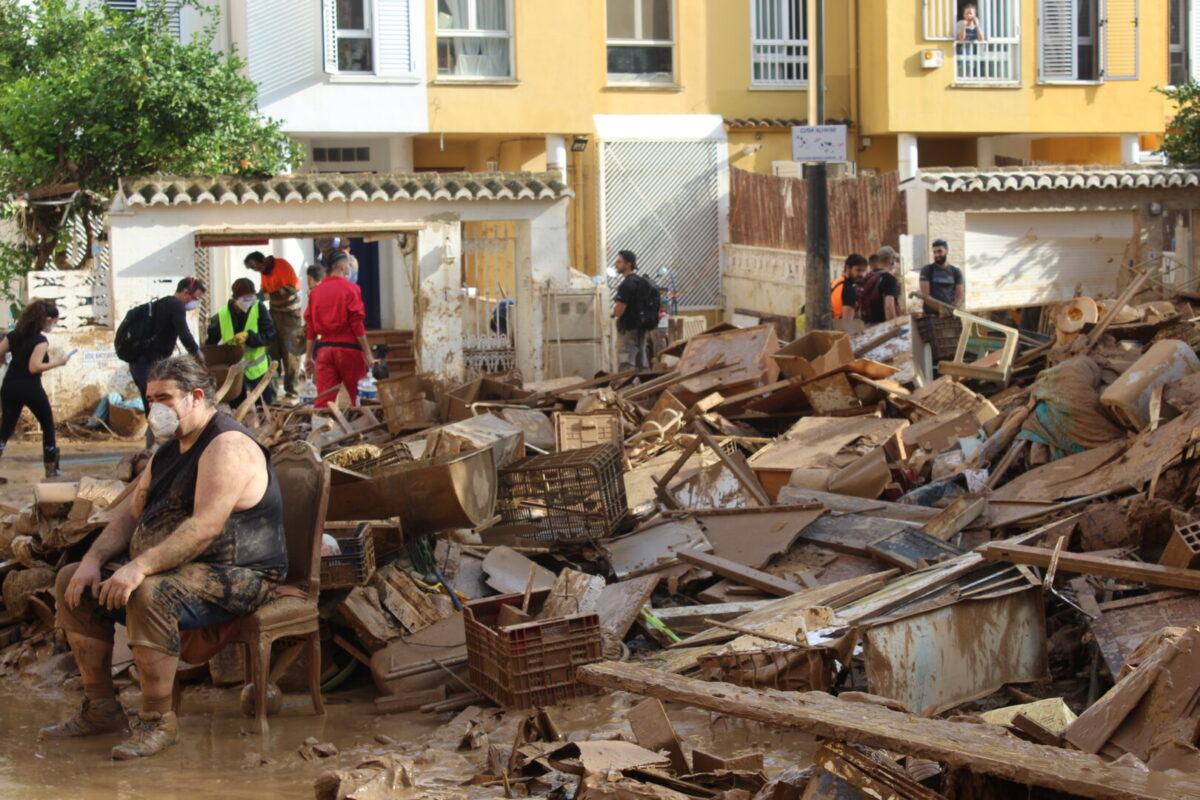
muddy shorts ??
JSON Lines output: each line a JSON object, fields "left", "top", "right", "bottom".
{"left": 55, "top": 561, "right": 276, "bottom": 656}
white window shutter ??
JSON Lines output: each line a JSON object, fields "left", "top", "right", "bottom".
{"left": 923, "top": 0, "right": 956, "bottom": 40}
{"left": 246, "top": 0, "right": 323, "bottom": 96}
{"left": 377, "top": 0, "right": 414, "bottom": 77}
{"left": 1101, "top": 0, "right": 1139, "bottom": 81}
{"left": 1038, "top": 0, "right": 1076, "bottom": 81}
{"left": 108, "top": 1, "right": 138, "bottom": 12}
{"left": 1190, "top": 0, "right": 1200, "bottom": 82}
{"left": 322, "top": 0, "right": 339, "bottom": 74}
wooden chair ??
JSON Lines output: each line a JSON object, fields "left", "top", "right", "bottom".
{"left": 232, "top": 439, "right": 330, "bottom": 734}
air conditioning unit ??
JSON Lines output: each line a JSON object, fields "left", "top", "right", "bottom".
{"left": 772, "top": 160, "right": 805, "bottom": 178}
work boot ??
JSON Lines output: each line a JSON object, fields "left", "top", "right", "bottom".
{"left": 39, "top": 697, "right": 126, "bottom": 740}
{"left": 43, "top": 446, "right": 62, "bottom": 478}
{"left": 110, "top": 711, "right": 179, "bottom": 760}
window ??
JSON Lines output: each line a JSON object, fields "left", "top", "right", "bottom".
{"left": 1169, "top": 0, "right": 1189, "bottom": 85}
{"left": 313, "top": 146, "right": 372, "bottom": 163}
{"left": 1038, "top": 0, "right": 1139, "bottom": 83}
{"left": 436, "top": 0, "right": 512, "bottom": 79}
{"left": 1038, "top": 1, "right": 1098, "bottom": 81}
{"left": 333, "top": 0, "right": 373, "bottom": 72}
{"left": 107, "top": 0, "right": 182, "bottom": 40}
{"left": 751, "top": 0, "right": 807, "bottom": 86}
{"left": 607, "top": 0, "right": 674, "bottom": 85}
{"left": 954, "top": 0, "right": 1020, "bottom": 84}
{"left": 321, "top": 0, "right": 415, "bottom": 78}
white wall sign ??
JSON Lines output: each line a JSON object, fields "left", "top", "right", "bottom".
{"left": 791, "top": 125, "right": 848, "bottom": 162}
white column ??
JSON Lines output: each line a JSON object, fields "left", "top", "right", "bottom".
{"left": 1120, "top": 134, "right": 1140, "bottom": 165}
{"left": 515, "top": 200, "right": 573, "bottom": 382}
{"left": 389, "top": 136, "right": 415, "bottom": 172}
{"left": 545, "top": 135, "right": 568, "bottom": 184}
{"left": 976, "top": 136, "right": 996, "bottom": 168}
{"left": 415, "top": 219, "right": 464, "bottom": 382}
{"left": 898, "top": 133, "right": 919, "bottom": 180}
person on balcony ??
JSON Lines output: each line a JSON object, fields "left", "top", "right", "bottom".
{"left": 956, "top": 3, "right": 985, "bottom": 56}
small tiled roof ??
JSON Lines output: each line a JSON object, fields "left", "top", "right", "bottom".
{"left": 118, "top": 171, "right": 571, "bottom": 207}
{"left": 916, "top": 165, "right": 1200, "bottom": 193}
{"left": 724, "top": 117, "right": 806, "bottom": 129}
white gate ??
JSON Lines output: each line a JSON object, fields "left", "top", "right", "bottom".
{"left": 599, "top": 138, "right": 723, "bottom": 310}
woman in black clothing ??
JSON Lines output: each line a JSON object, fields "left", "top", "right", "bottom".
{"left": 0, "top": 300, "right": 73, "bottom": 479}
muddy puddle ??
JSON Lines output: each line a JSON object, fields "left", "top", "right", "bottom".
{"left": 1, "top": 681, "right": 818, "bottom": 799}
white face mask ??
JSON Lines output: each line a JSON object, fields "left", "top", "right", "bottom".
{"left": 235, "top": 296, "right": 255, "bottom": 311}
{"left": 184, "top": 299, "right": 199, "bottom": 311}
{"left": 148, "top": 402, "right": 182, "bottom": 440}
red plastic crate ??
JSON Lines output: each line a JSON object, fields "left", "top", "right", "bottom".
{"left": 463, "top": 588, "right": 602, "bottom": 709}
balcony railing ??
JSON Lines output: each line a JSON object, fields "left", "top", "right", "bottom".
{"left": 955, "top": 41, "right": 1019, "bottom": 84}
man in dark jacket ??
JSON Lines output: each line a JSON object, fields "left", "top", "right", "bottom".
{"left": 129, "top": 277, "right": 207, "bottom": 445}
{"left": 611, "top": 250, "right": 651, "bottom": 370}
{"left": 206, "top": 278, "right": 277, "bottom": 406}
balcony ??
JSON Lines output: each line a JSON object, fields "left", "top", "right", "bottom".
{"left": 954, "top": 41, "right": 1020, "bottom": 85}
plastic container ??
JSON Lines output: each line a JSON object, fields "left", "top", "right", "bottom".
{"left": 299, "top": 377, "right": 317, "bottom": 405}
{"left": 496, "top": 443, "right": 627, "bottom": 543}
{"left": 464, "top": 588, "right": 602, "bottom": 709}
{"left": 319, "top": 523, "right": 376, "bottom": 589}
{"left": 1101, "top": 339, "right": 1200, "bottom": 431}
{"left": 357, "top": 374, "right": 378, "bottom": 403}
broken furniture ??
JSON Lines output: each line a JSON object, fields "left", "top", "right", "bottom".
{"left": 1100, "top": 339, "right": 1200, "bottom": 430}
{"left": 326, "top": 447, "right": 497, "bottom": 534}
{"left": 463, "top": 587, "right": 602, "bottom": 709}
{"left": 554, "top": 409, "right": 623, "bottom": 452}
{"left": 772, "top": 330, "right": 853, "bottom": 380}
{"left": 232, "top": 440, "right": 329, "bottom": 734}
{"left": 204, "top": 343, "right": 245, "bottom": 403}
{"left": 496, "top": 443, "right": 628, "bottom": 544}
{"left": 936, "top": 309, "right": 1020, "bottom": 387}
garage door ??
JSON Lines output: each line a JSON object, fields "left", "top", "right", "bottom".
{"left": 963, "top": 211, "right": 1135, "bottom": 309}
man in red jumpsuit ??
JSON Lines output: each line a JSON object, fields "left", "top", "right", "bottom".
{"left": 303, "top": 254, "right": 375, "bottom": 407}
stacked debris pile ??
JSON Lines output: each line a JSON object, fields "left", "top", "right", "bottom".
{"left": 7, "top": 271, "right": 1200, "bottom": 799}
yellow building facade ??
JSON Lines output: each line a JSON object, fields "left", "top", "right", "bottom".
{"left": 412, "top": 0, "right": 1176, "bottom": 292}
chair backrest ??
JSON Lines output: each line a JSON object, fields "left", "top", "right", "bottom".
{"left": 272, "top": 440, "right": 331, "bottom": 594}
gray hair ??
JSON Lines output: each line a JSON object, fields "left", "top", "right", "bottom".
{"left": 147, "top": 355, "right": 217, "bottom": 406}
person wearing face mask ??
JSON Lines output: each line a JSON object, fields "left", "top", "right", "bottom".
{"left": 129, "top": 277, "right": 207, "bottom": 440}
{"left": 45, "top": 355, "right": 287, "bottom": 759}
{"left": 0, "top": 300, "right": 73, "bottom": 479}
{"left": 205, "top": 278, "right": 277, "bottom": 406}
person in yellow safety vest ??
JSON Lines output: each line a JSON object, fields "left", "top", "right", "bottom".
{"left": 205, "top": 278, "right": 277, "bottom": 407}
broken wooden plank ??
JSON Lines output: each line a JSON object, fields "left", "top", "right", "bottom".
{"left": 691, "top": 420, "right": 771, "bottom": 506}
{"left": 650, "top": 600, "right": 775, "bottom": 626}
{"left": 338, "top": 586, "right": 403, "bottom": 652}
{"left": 596, "top": 575, "right": 658, "bottom": 641}
{"left": 676, "top": 550, "right": 805, "bottom": 597}
{"left": 541, "top": 568, "right": 605, "bottom": 619}
{"left": 776, "top": 487, "right": 939, "bottom": 523}
{"left": 576, "top": 662, "right": 1200, "bottom": 800}
{"left": 978, "top": 542, "right": 1200, "bottom": 591}
{"left": 867, "top": 529, "right": 965, "bottom": 572}
{"left": 627, "top": 698, "right": 689, "bottom": 776}
{"left": 921, "top": 496, "right": 986, "bottom": 541}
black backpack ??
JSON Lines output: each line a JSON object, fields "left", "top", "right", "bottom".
{"left": 114, "top": 300, "right": 155, "bottom": 363}
{"left": 638, "top": 278, "right": 663, "bottom": 331}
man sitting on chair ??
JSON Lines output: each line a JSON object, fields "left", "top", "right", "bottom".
{"left": 42, "top": 355, "right": 286, "bottom": 760}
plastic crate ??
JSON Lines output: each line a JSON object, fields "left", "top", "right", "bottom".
{"left": 916, "top": 314, "right": 964, "bottom": 363}
{"left": 319, "top": 522, "right": 376, "bottom": 590}
{"left": 464, "top": 588, "right": 602, "bottom": 709}
{"left": 496, "top": 443, "right": 627, "bottom": 544}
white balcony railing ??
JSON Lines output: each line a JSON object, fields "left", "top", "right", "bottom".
{"left": 955, "top": 41, "right": 1019, "bottom": 84}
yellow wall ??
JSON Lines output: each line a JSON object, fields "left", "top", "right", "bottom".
{"left": 859, "top": 0, "right": 1167, "bottom": 137}
{"left": 426, "top": 0, "right": 847, "bottom": 136}
{"left": 1030, "top": 136, "right": 1122, "bottom": 165}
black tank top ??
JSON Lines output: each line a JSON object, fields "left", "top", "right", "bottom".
{"left": 131, "top": 412, "right": 287, "bottom": 579}
{"left": 3, "top": 332, "right": 47, "bottom": 386}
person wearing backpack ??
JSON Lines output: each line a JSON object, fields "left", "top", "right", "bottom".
{"left": 0, "top": 300, "right": 73, "bottom": 479}
{"left": 856, "top": 246, "right": 901, "bottom": 325}
{"left": 116, "top": 277, "right": 206, "bottom": 444}
{"left": 610, "top": 250, "right": 654, "bottom": 370}
{"left": 205, "top": 278, "right": 276, "bottom": 407}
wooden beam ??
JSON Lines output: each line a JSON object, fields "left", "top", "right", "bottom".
{"left": 575, "top": 662, "right": 1200, "bottom": 800}
{"left": 978, "top": 543, "right": 1200, "bottom": 591}
{"left": 648, "top": 600, "right": 774, "bottom": 625}
{"left": 677, "top": 550, "right": 805, "bottom": 597}
{"left": 921, "top": 496, "right": 986, "bottom": 541}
